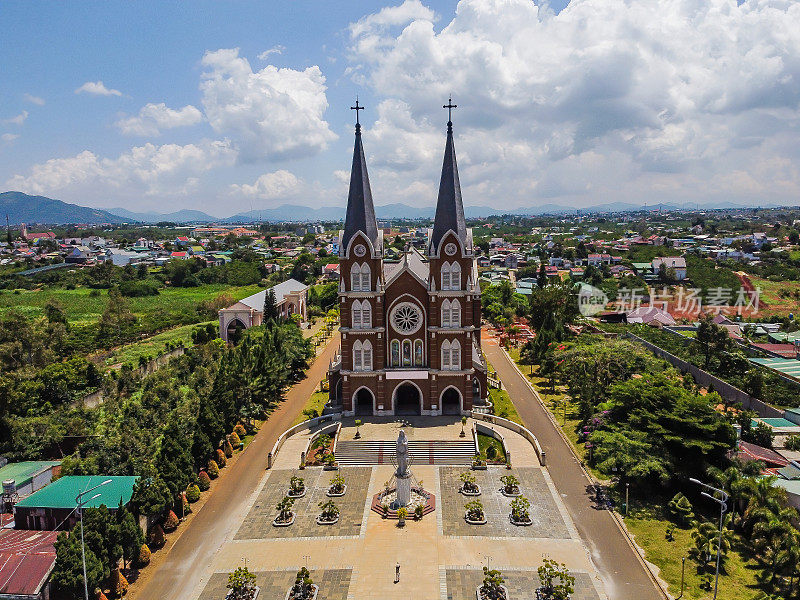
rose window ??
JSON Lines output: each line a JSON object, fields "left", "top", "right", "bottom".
{"left": 391, "top": 303, "right": 422, "bottom": 335}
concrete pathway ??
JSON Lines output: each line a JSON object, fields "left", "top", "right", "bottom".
{"left": 481, "top": 330, "right": 666, "bottom": 600}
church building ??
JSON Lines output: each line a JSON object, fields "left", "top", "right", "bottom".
{"left": 327, "top": 101, "right": 488, "bottom": 417}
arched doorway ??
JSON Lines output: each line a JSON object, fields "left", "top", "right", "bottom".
{"left": 354, "top": 387, "right": 374, "bottom": 416}
{"left": 441, "top": 387, "right": 462, "bottom": 415}
{"left": 226, "top": 318, "right": 246, "bottom": 344}
{"left": 394, "top": 383, "right": 421, "bottom": 416}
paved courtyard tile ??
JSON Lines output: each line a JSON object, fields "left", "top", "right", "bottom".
{"left": 439, "top": 466, "right": 570, "bottom": 538}
{"left": 236, "top": 467, "right": 371, "bottom": 539}
{"left": 197, "top": 569, "right": 351, "bottom": 600}
{"left": 444, "top": 568, "right": 601, "bottom": 600}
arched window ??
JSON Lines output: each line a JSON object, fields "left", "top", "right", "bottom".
{"left": 391, "top": 339, "right": 400, "bottom": 366}
{"left": 441, "top": 299, "right": 451, "bottom": 327}
{"left": 450, "top": 262, "right": 461, "bottom": 290}
{"left": 450, "top": 299, "right": 461, "bottom": 327}
{"left": 353, "top": 339, "right": 372, "bottom": 371}
{"left": 450, "top": 339, "right": 461, "bottom": 370}
{"left": 402, "top": 339, "right": 412, "bottom": 366}
{"left": 361, "top": 300, "right": 371, "bottom": 327}
{"left": 351, "top": 263, "right": 361, "bottom": 291}
{"left": 360, "top": 263, "right": 371, "bottom": 291}
{"left": 441, "top": 339, "right": 451, "bottom": 370}
{"left": 351, "top": 300, "right": 362, "bottom": 329}
{"left": 414, "top": 339, "right": 424, "bottom": 366}
{"left": 441, "top": 262, "right": 451, "bottom": 291}
{"left": 363, "top": 340, "right": 373, "bottom": 371}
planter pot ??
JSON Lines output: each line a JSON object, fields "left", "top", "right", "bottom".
{"left": 225, "top": 585, "right": 260, "bottom": 600}
{"left": 326, "top": 485, "right": 347, "bottom": 497}
{"left": 354, "top": 431, "right": 361, "bottom": 439}
{"left": 323, "top": 463, "right": 339, "bottom": 471}
{"left": 509, "top": 515, "right": 532, "bottom": 526}
{"left": 476, "top": 585, "right": 509, "bottom": 600}
{"left": 287, "top": 489, "right": 306, "bottom": 499}
{"left": 465, "top": 513, "right": 487, "bottom": 525}
{"left": 285, "top": 583, "right": 319, "bottom": 600}
{"left": 460, "top": 485, "right": 481, "bottom": 496}
{"left": 397, "top": 519, "right": 406, "bottom": 527}
{"left": 501, "top": 487, "right": 521, "bottom": 497}
{"left": 316, "top": 514, "right": 340, "bottom": 525}
{"left": 273, "top": 513, "right": 295, "bottom": 527}
{"left": 472, "top": 464, "right": 488, "bottom": 471}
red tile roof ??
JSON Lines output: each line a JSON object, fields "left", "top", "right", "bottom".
{"left": 738, "top": 441, "right": 789, "bottom": 467}
{"left": 750, "top": 343, "right": 799, "bottom": 358}
{"left": 0, "top": 529, "right": 57, "bottom": 596}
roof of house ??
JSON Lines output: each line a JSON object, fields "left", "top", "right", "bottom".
{"left": 14, "top": 475, "right": 138, "bottom": 510}
{"left": 238, "top": 279, "right": 309, "bottom": 313}
{"left": 0, "top": 529, "right": 57, "bottom": 596}
{"left": 750, "top": 343, "right": 798, "bottom": 358}
{"left": 626, "top": 306, "right": 676, "bottom": 326}
{"left": 737, "top": 441, "right": 789, "bottom": 467}
{"left": 0, "top": 461, "right": 60, "bottom": 489}
{"left": 653, "top": 256, "right": 687, "bottom": 269}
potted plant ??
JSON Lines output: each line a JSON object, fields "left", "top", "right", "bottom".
{"left": 464, "top": 499, "right": 487, "bottom": 525}
{"left": 460, "top": 471, "right": 481, "bottom": 496}
{"left": 414, "top": 504, "right": 424, "bottom": 520}
{"left": 476, "top": 566, "right": 508, "bottom": 600}
{"left": 500, "top": 474, "right": 520, "bottom": 497}
{"left": 287, "top": 566, "right": 318, "bottom": 600}
{"left": 397, "top": 506, "right": 408, "bottom": 527}
{"left": 327, "top": 473, "right": 346, "bottom": 497}
{"left": 273, "top": 496, "right": 295, "bottom": 527}
{"left": 323, "top": 453, "right": 338, "bottom": 470}
{"left": 316, "top": 500, "right": 340, "bottom": 525}
{"left": 472, "top": 454, "right": 487, "bottom": 470}
{"left": 354, "top": 419, "right": 362, "bottom": 439}
{"left": 288, "top": 475, "right": 306, "bottom": 498}
{"left": 510, "top": 496, "right": 532, "bottom": 526}
{"left": 536, "top": 558, "right": 575, "bottom": 600}
{"left": 227, "top": 566, "right": 259, "bottom": 600}
{"left": 460, "top": 416, "right": 467, "bottom": 437}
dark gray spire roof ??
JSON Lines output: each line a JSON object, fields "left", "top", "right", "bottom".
{"left": 342, "top": 122, "right": 379, "bottom": 253}
{"left": 431, "top": 120, "right": 467, "bottom": 253}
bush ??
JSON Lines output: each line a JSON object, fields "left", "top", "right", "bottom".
{"left": 227, "top": 431, "right": 241, "bottom": 447}
{"left": 223, "top": 440, "right": 234, "bottom": 458}
{"left": 186, "top": 484, "right": 201, "bottom": 503}
{"left": 198, "top": 471, "right": 211, "bottom": 491}
{"left": 785, "top": 434, "right": 800, "bottom": 451}
{"left": 234, "top": 423, "right": 247, "bottom": 438}
{"left": 163, "top": 510, "right": 179, "bottom": 532}
{"left": 138, "top": 544, "right": 151, "bottom": 566}
{"left": 111, "top": 568, "right": 129, "bottom": 596}
{"left": 668, "top": 492, "right": 695, "bottom": 526}
{"left": 147, "top": 524, "right": 165, "bottom": 548}
{"left": 118, "top": 279, "right": 160, "bottom": 297}
{"left": 215, "top": 449, "right": 227, "bottom": 467}
{"left": 207, "top": 459, "right": 219, "bottom": 478}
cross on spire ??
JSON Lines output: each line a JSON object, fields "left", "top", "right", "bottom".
{"left": 443, "top": 95, "right": 457, "bottom": 124}
{"left": 351, "top": 97, "right": 364, "bottom": 128}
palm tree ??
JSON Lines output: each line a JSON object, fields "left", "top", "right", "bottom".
{"left": 753, "top": 509, "right": 800, "bottom": 587}
{"left": 740, "top": 476, "right": 787, "bottom": 535}
{"left": 689, "top": 515, "right": 734, "bottom": 569}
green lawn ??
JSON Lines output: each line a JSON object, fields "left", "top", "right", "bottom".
{"left": 477, "top": 432, "right": 507, "bottom": 463}
{"left": 291, "top": 390, "right": 329, "bottom": 426}
{"left": 99, "top": 321, "right": 214, "bottom": 369}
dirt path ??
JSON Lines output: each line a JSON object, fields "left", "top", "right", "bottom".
{"left": 128, "top": 333, "right": 340, "bottom": 600}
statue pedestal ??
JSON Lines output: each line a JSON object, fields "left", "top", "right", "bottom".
{"left": 395, "top": 474, "right": 412, "bottom": 507}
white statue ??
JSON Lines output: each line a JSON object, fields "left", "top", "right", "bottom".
{"left": 396, "top": 429, "right": 409, "bottom": 476}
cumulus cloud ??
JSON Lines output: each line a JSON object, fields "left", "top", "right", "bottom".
{"left": 23, "top": 93, "right": 45, "bottom": 106}
{"left": 7, "top": 139, "right": 236, "bottom": 197}
{"left": 346, "top": 0, "right": 800, "bottom": 207}
{"left": 4, "top": 111, "right": 28, "bottom": 126}
{"left": 75, "top": 81, "right": 123, "bottom": 96}
{"left": 200, "top": 48, "right": 337, "bottom": 161}
{"left": 230, "top": 169, "right": 303, "bottom": 199}
{"left": 115, "top": 103, "right": 204, "bottom": 136}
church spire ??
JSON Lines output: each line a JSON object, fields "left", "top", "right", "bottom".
{"left": 431, "top": 96, "right": 467, "bottom": 254}
{"left": 342, "top": 98, "right": 379, "bottom": 254}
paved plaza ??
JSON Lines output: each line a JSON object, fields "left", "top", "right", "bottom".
{"left": 191, "top": 418, "right": 607, "bottom": 600}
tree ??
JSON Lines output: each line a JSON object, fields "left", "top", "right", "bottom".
{"left": 752, "top": 509, "right": 800, "bottom": 586}
{"left": 156, "top": 412, "right": 195, "bottom": 501}
{"left": 82, "top": 504, "right": 122, "bottom": 579}
{"left": 537, "top": 262, "right": 547, "bottom": 288}
{"left": 696, "top": 315, "right": 732, "bottom": 368}
{"left": 44, "top": 299, "right": 67, "bottom": 326}
{"left": 97, "top": 288, "right": 137, "bottom": 344}
{"left": 227, "top": 566, "right": 257, "bottom": 600}
{"left": 116, "top": 502, "right": 144, "bottom": 569}
{"left": 668, "top": 492, "right": 695, "bottom": 526}
{"left": 479, "top": 566, "right": 506, "bottom": 600}
{"left": 689, "top": 516, "right": 734, "bottom": 568}
{"left": 537, "top": 558, "right": 575, "bottom": 600}
{"left": 130, "top": 477, "right": 171, "bottom": 518}
{"left": 52, "top": 531, "right": 104, "bottom": 598}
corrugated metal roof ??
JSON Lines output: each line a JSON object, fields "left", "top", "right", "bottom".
{"left": 14, "top": 475, "right": 138, "bottom": 510}
{"left": 0, "top": 461, "right": 60, "bottom": 489}
{"left": 0, "top": 529, "right": 57, "bottom": 596}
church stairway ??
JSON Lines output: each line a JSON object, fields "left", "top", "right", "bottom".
{"left": 334, "top": 439, "right": 476, "bottom": 466}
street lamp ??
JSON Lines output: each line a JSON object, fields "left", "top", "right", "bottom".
{"left": 76, "top": 479, "right": 112, "bottom": 600}
{"left": 690, "top": 478, "right": 728, "bottom": 600}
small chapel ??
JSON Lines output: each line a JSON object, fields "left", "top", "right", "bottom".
{"left": 327, "top": 100, "right": 488, "bottom": 417}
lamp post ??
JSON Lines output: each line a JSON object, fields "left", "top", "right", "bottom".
{"left": 690, "top": 478, "right": 728, "bottom": 600}
{"left": 76, "top": 479, "right": 112, "bottom": 600}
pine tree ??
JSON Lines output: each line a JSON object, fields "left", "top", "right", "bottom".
{"left": 52, "top": 531, "right": 104, "bottom": 598}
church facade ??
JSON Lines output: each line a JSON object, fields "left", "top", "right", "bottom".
{"left": 327, "top": 103, "right": 488, "bottom": 417}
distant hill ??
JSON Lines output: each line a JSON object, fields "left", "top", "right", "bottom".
{"left": 0, "top": 191, "right": 127, "bottom": 225}
{"left": 104, "top": 207, "right": 218, "bottom": 223}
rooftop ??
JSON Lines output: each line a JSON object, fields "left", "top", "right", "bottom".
{"left": 0, "top": 529, "right": 57, "bottom": 597}
{"left": 14, "top": 475, "right": 138, "bottom": 510}
{"left": 0, "top": 461, "right": 60, "bottom": 489}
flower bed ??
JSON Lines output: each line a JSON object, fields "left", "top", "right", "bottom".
{"left": 370, "top": 487, "right": 436, "bottom": 519}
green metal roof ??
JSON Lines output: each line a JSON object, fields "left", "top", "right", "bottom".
{"left": 0, "top": 461, "right": 60, "bottom": 488}
{"left": 749, "top": 357, "right": 800, "bottom": 381}
{"left": 15, "top": 476, "right": 138, "bottom": 510}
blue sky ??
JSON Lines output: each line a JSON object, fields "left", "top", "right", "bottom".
{"left": 2, "top": 0, "right": 799, "bottom": 216}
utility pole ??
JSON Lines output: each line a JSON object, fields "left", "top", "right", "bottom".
{"left": 690, "top": 478, "right": 728, "bottom": 600}
{"left": 76, "top": 479, "right": 112, "bottom": 600}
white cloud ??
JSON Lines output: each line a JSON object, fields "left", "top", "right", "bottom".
{"left": 115, "top": 103, "right": 204, "bottom": 136}
{"left": 346, "top": 0, "right": 800, "bottom": 207}
{"left": 1, "top": 133, "right": 19, "bottom": 143}
{"left": 230, "top": 170, "right": 303, "bottom": 199}
{"left": 4, "top": 111, "right": 28, "bottom": 126}
{"left": 258, "top": 45, "right": 285, "bottom": 60}
{"left": 200, "top": 48, "right": 337, "bottom": 161}
{"left": 75, "top": 81, "right": 123, "bottom": 97}
{"left": 7, "top": 139, "right": 236, "bottom": 197}
{"left": 23, "top": 94, "right": 45, "bottom": 106}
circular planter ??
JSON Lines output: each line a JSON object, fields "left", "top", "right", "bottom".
{"left": 476, "top": 585, "right": 509, "bottom": 600}
{"left": 273, "top": 513, "right": 295, "bottom": 527}
{"left": 316, "top": 514, "right": 340, "bottom": 525}
{"left": 460, "top": 485, "right": 481, "bottom": 497}
{"left": 472, "top": 464, "right": 488, "bottom": 471}
{"left": 287, "top": 489, "right": 306, "bottom": 498}
{"left": 326, "top": 485, "right": 347, "bottom": 497}
{"left": 285, "top": 583, "right": 319, "bottom": 600}
{"left": 464, "top": 513, "right": 487, "bottom": 525}
{"left": 226, "top": 585, "right": 260, "bottom": 600}
{"left": 323, "top": 463, "right": 339, "bottom": 471}
{"left": 501, "top": 487, "right": 521, "bottom": 498}
{"left": 509, "top": 515, "right": 532, "bottom": 526}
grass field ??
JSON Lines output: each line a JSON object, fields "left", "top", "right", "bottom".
{"left": 0, "top": 283, "right": 262, "bottom": 326}
{"left": 291, "top": 391, "right": 329, "bottom": 426}
{"left": 477, "top": 432, "right": 507, "bottom": 463}
{"left": 749, "top": 275, "right": 800, "bottom": 316}
{"left": 98, "top": 321, "right": 215, "bottom": 368}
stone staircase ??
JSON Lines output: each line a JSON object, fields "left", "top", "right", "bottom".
{"left": 335, "top": 439, "right": 476, "bottom": 466}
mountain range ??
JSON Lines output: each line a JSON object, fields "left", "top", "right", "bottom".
{"left": 0, "top": 190, "right": 785, "bottom": 226}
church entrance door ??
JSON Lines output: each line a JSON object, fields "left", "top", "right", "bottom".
{"left": 354, "top": 388, "right": 374, "bottom": 416}
{"left": 441, "top": 387, "right": 461, "bottom": 415}
{"left": 394, "top": 383, "right": 421, "bottom": 416}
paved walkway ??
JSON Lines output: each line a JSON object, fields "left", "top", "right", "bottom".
{"left": 128, "top": 333, "right": 341, "bottom": 600}
{"left": 481, "top": 330, "right": 665, "bottom": 600}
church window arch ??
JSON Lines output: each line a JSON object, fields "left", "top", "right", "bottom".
{"left": 351, "top": 263, "right": 361, "bottom": 291}
{"left": 402, "top": 339, "right": 412, "bottom": 366}
{"left": 391, "top": 339, "right": 400, "bottom": 366}
{"left": 441, "top": 299, "right": 451, "bottom": 327}
{"left": 450, "top": 299, "right": 461, "bottom": 327}
{"left": 360, "top": 263, "right": 371, "bottom": 291}
{"left": 351, "top": 300, "right": 362, "bottom": 329}
{"left": 450, "top": 339, "right": 461, "bottom": 369}
{"left": 450, "top": 262, "right": 461, "bottom": 290}
{"left": 441, "top": 339, "right": 451, "bottom": 370}
{"left": 353, "top": 339, "right": 373, "bottom": 371}
{"left": 441, "top": 262, "right": 451, "bottom": 290}
{"left": 361, "top": 300, "right": 371, "bottom": 327}
{"left": 414, "top": 339, "right": 424, "bottom": 366}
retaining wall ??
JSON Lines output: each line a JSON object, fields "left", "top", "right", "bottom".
{"left": 470, "top": 412, "right": 546, "bottom": 466}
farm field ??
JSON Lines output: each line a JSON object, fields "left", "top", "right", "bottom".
{"left": 97, "top": 320, "right": 216, "bottom": 369}
{"left": 748, "top": 275, "right": 800, "bottom": 317}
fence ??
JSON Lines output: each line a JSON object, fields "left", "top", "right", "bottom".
{"left": 470, "top": 412, "right": 546, "bottom": 466}
{"left": 625, "top": 333, "right": 782, "bottom": 418}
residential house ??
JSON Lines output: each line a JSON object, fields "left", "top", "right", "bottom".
{"left": 219, "top": 278, "right": 309, "bottom": 342}
{"left": 652, "top": 256, "right": 687, "bottom": 280}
